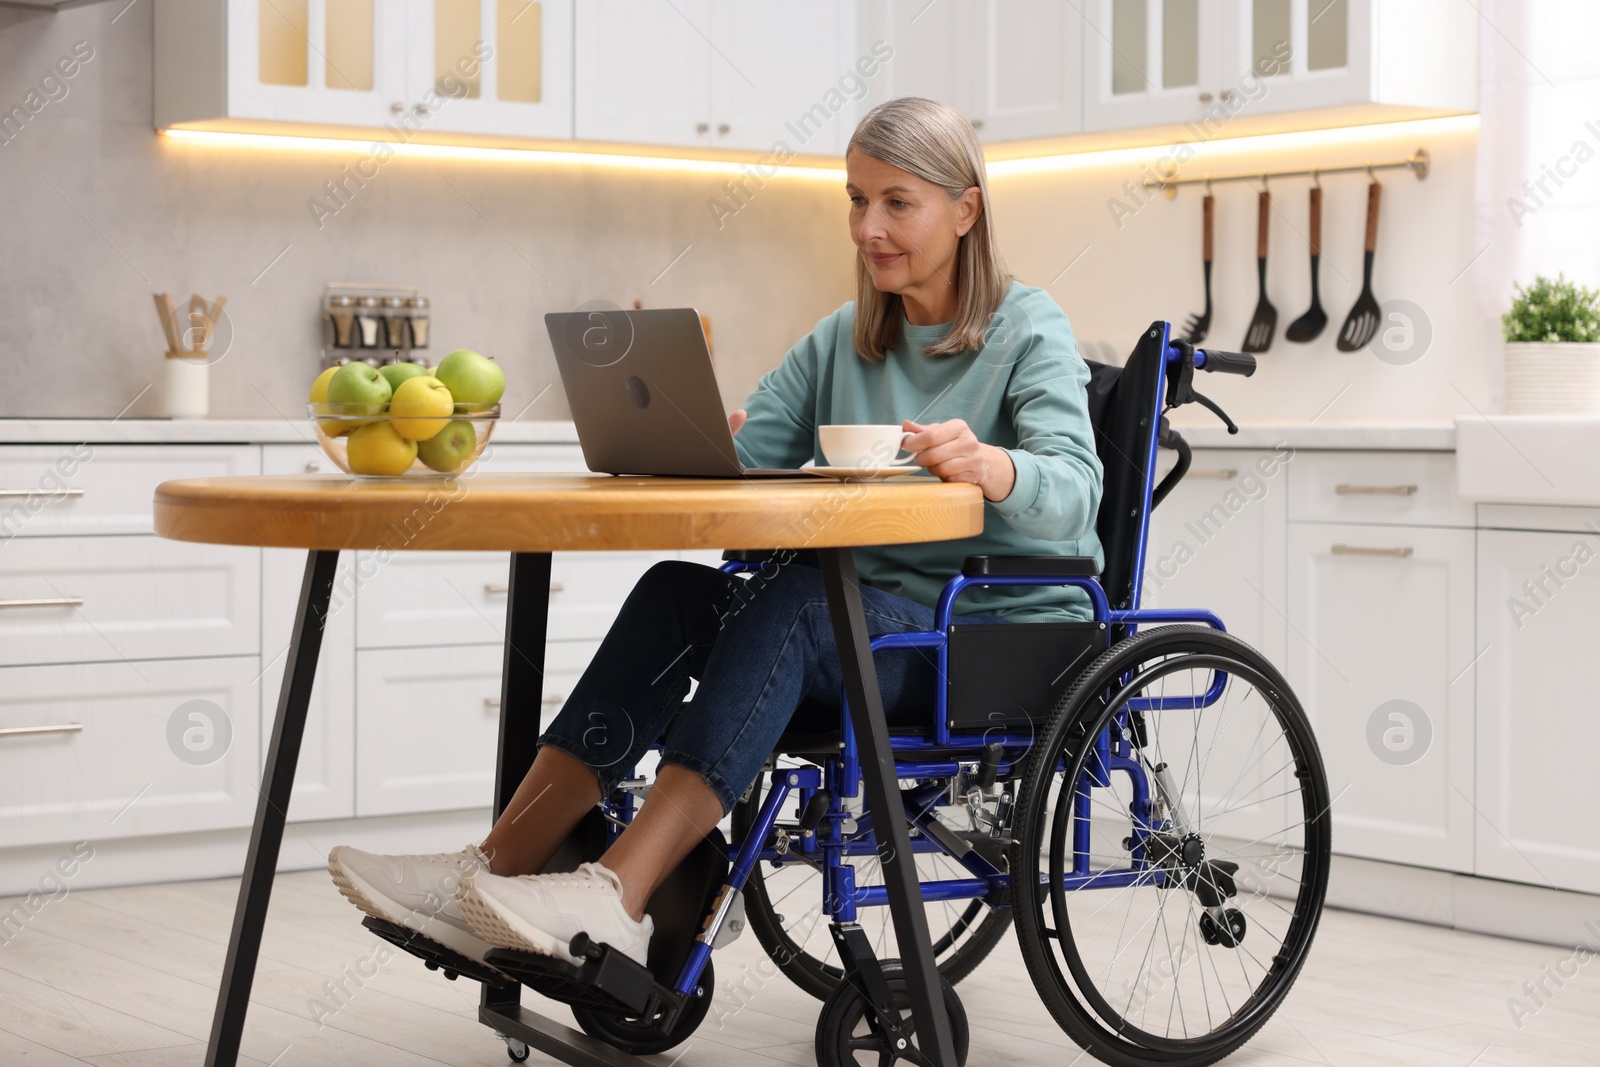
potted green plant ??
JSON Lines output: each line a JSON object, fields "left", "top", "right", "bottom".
{"left": 1501, "top": 274, "right": 1600, "bottom": 414}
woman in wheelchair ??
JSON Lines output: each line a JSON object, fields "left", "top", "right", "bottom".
{"left": 330, "top": 96, "right": 1331, "bottom": 1067}
{"left": 329, "top": 97, "right": 1105, "bottom": 972}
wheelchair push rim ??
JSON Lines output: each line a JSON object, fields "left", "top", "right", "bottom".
{"left": 1013, "top": 626, "right": 1332, "bottom": 1062}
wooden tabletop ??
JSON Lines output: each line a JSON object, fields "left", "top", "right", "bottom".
{"left": 152, "top": 473, "right": 986, "bottom": 552}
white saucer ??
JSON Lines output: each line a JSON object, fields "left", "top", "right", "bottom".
{"left": 800, "top": 460, "right": 923, "bottom": 481}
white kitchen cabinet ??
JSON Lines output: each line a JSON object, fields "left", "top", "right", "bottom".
{"left": 1475, "top": 527, "right": 1600, "bottom": 895}
{"left": 1285, "top": 521, "right": 1475, "bottom": 873}
{"left": 356, "top": 641, "right": 599, "bottom": 816}
{"left": 575, "top": 0, "right": 855, "bottom": 155}
{"left": 861, "top": 0, "right": 1081, "bottom": 142}
{"left": 157, "top": 0, "right": 573, "bottom": 139}
{"left": 0, "top": 656, "right": 262, "bottom": 848}
{"left": 1141, "top": 448, "right": 1289, "bottom": 663}
{"left": 405, "top": 0, "right": 574, "bottom": 138}
{"left": 0, "top": 535, "right": 260, "bottom": 668}
{"left": 1083, "top": 0, "right": 1225, "bottom": 133}
{"left": 1083, "top": 0, "right": 1475, "bottom": 136}
{"left": 0, "top": 444, "right": 258, "bottom": 538}
{"left": 260, "top": 444, "right": 355, "bottom": 822}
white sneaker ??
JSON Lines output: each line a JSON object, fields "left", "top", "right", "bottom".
{"left": 328, "top": 844, "right": 498, "bottom": 967}
{"left": 456, "top": 862, "right": 654, "bottom": 968}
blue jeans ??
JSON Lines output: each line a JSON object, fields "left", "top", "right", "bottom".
{"left": 538, "top": 559, "right": 1004, "bottom": 813}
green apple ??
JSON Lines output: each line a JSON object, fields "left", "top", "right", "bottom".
{"left": 416, "top": 419, "right": 478, "bottom": 473}
{"left": 326, "top": 362, "right": 393, "bottom": 428}
{"left": 390, "top": 375, "right": 453, "bottom": 441}
{"left": 434, "top": 349, "right": 505, "bottom": 407}
{"left": 377, "top": 361, "right": 430, "bottom": 392}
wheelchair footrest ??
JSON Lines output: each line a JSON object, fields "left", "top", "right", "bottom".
{"left": 361, "top": 916, "right": 509, "bottom": 986}
{"left": 484, "top": 943, "right": 668, "bottom": 1018}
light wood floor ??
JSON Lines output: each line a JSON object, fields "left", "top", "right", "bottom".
{"left": 0, "top": 868, "right": 1595, "bottom": 1066}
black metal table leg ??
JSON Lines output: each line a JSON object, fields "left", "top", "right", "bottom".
{"left": 481, "top": 552, "right": 552, "bottom": 1022}
{"left": 818, "top": 547, "right": 958, "bottom": 1067}
{"left": 204, "top": 550, "right": 339, "bottom": 1067}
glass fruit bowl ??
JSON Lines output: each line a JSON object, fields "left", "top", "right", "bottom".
{"left": 308, "top": 402, "right": 499, "bottom": 479}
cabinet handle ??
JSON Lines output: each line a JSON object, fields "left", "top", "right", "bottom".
{"left": 542, "top": 693, "right": 565, "bottom": 705}
{"left": 0, "top": 488, "right": 83, "bottom": 498}
{"left": 1187, "top": 468, "right": 1238, "bottom": 479}
{"left": 484, "top": 698, "right": 501, "bottom": 710}
{"left": 304, "top": 460, "right": 321, "bottom": 473}
{"left": 1334, "top": 483, "right": 1417, "bottom": 496}
{"left": 0, "top": 597, "right": 83, "bottom": 610}
{"left": 484, "top": 582, "right": 563, "bottom": 595}
{"left": 1220, "top": 90, "right": 1234, "bottom": 102}
{"left": 717, "top": 123, "right": 730, "bottom": 134}
{"left": 970, "top": 118, "right": 985, "bottom": 129}
{"left": 696, "top": 122, "right": 709, "bottom": 133}
{"left": 413, "top": 103, "right": 430, "bottom": 116}
{"left": 0, "top": 723, "right": 83, "bottom": 739}
{"left": 1331, "top": 544, "right": 1413, "bottom": 558}
{"left": 1199, "top": 91, "right": 1214, "bottom": 103}
{"left": 391, "top": 102, "right": 405, "bottom": 113}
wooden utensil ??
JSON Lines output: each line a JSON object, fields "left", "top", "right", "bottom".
{"left": 1182, "top": 193, "right": 1214, "bottom": 343}
{"left": 1337, "top": 180, "right": 1383, "bottom": 351}
{"left": 153, "top": 292, "right": 182, "bottom": 352}
{"left": 1241, "top": 189, "right": 1277, "bottom": 353}
{"left": 1286, "top": 185, "right": 1328, "bottom": 342}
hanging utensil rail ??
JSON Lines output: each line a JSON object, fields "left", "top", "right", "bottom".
{"left": 1143, "top": 148, "right": 1429, "bottom": 196}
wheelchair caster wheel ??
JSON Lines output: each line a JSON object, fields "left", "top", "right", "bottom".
{"left": 814, "top": 963, "right": 969, "bottom": 1066}
{"left": 1200, "top": 907, "right": 1247, "bottom": 948}
{"left": 497, "top": 1034, "right": 529, "bottom": 1062}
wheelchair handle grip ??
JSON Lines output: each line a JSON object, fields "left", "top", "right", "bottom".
{"left": 1195, "top": 348, "right": 1257, "bottom": 376}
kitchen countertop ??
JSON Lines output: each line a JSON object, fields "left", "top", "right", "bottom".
{"left": 0, "top": 418, "right": 1456, "bottom": 451}
{"left": 0, "top": 418, "right": 582, "bottom": 445}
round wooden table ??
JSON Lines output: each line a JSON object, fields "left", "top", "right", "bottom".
{"left": 155, "top": 473, "right": 983, "bottom": 1067}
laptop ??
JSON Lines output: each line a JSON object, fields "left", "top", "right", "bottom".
{"left": 544, "top": 307, "right": 805, "bottom": 477}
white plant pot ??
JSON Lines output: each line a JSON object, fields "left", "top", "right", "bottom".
{"left": 1503, "top": 342, "right": 1600, "bottom": 415}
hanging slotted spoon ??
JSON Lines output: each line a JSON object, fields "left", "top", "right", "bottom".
{"left": 1285, "top": 185, "right": 1327, "bottom": 342}
{"left": 1337, "top": 180, "right": 1383, "bottom": 351}
{"left": 1241, "top": 188, "right": 1276, "bottom": 353}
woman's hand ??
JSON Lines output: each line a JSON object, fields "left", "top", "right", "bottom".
{"left": 902, "top": 419, "right": 1016, "bottom": 503}
{"left": 729, "top": 409, "right": 747, "bottom": 437}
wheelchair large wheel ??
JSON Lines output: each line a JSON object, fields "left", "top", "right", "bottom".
{"left": 1012, "top": 625, "right": 1331, "bottom": 1067}
{"left": 733, "top": 760, "right": 1013, "bottom": 1001}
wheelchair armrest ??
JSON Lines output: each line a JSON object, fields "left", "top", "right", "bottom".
{"left": 961, "top": 555, "right": 1100, "bottom": 578}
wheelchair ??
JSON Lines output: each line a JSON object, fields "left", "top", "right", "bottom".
{"left": 364, "top": 320, "right": 1331, "bottom": 1067}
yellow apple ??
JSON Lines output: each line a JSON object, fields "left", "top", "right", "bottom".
{"left": 345, "top": 421, "right": 417, "bottom": 476}
{"left": 389, "top": 375, "right": 454, "bottom": 441}
{"left": 309, "top": 366, "right": 339, "bottom": 403}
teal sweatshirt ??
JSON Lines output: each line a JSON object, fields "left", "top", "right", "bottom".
{"left": 734, "top": 280, "right": 1105, "bottom": 622}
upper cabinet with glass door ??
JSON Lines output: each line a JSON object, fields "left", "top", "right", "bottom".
{"left": 1083, "top": 0, "right": 1223, "bottom": 133}
{"left": 1082, "top": 0, "right": 1475, "bottom": 135}
{"left": 406, "top": 0, "right": 573, "bottom": 138}
{"left": 154, "top": 0, "right": 572, "bottom": 140}
{"left": 1227, "top": 0, "right": 1476, "bottom": 119}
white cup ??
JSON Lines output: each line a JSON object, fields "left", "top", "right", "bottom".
{"left": 818, "top": 424, "right": 914, "bottom": 468}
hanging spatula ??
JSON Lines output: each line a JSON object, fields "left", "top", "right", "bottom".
{"left": 1336, "top": 180, "right": 1383, "bottom": 351}
{"left": 1286, "top": 185, "right": 1327, "bottom": 342}
{"left": 1241, "top": 189, "right": 1276, "bottom": 353}
{"left": 1182, "top": 192, "right": 1214, "bottom": 343}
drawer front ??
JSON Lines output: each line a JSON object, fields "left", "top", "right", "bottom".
{"left": 474, "top": 443, "right": 586, "bottom": 473}
{"left": 0, "top": 444, "right": 259, "bottom": 537}
{"left": 1288, "top": 451, "right": 1472, "bottom": 527}
{"left": 355, "top": 641, "right": 599, "bottom": 817}
{"left": 0, "top": 656, "right": 262, "bottom": 847}
{"left": 356, "top": 551, "right": 511, "bottom": 649}
{"left": 0, "top": 536, "right": 260, "bottom": 667}
{"left": 355, "top": 550, "right": 667, "bottom": 648}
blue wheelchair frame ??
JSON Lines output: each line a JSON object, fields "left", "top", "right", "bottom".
{"left": 604, "top": 323, "right": 1236, "bottom": 1001}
